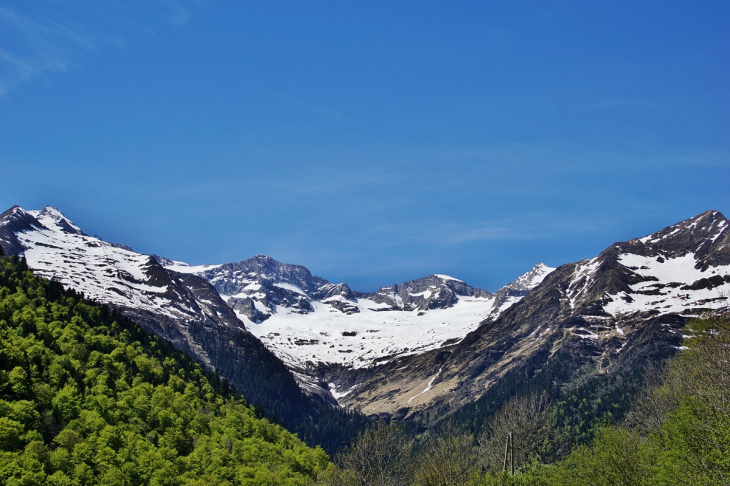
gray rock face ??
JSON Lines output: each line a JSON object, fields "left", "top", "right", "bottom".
{"left": 313, "top": 282, "right": 356, "bottom": 300}
{"left": 190, "top": 255, "right": 355, "bottom": 322}
{"left": 557, "top": 210, "right": 730, "bottom": 317}
{"left": 357, "top": 274, "right": 493, "bottom": 312}
{"left": 185, "top": 257, "right": 497, "bottom": 323}
{"left": 0, "top": 206, "right": 47, "bottom": 256}
{"left": 498, "top": 262, "right": 553, "bottom": 294}
{"left": 208, "top": 256, "right": 325, "bottom": 293}
{"left": 626, "top": 210, "right": 729, "bottom": 266}
{"left": 482, "top": 262, "right": 555, "bottom": 321}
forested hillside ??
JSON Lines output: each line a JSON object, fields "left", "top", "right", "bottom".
{"left": 0, "top": 251, "right": 331, "bottom": 485}
{"left": 317, "top": 310, "right": 730, "bottom": 485}
{"left": 0, "top": 205, "right": 369, "bottom": 455}
{"left": 2, "top": 230, "right": 728, "bottom": 485}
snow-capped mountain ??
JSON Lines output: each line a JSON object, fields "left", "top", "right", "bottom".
{"left": 322, "top": 210, "right": 730, "bottom": 419}
{"left": 0, "top": 206, "right": 239, "bottom": 344}
{"left": 0, "top": 204, "right": 555, "bottom": 402}
{"left": 360, "top": 274, "right": 492, "bottom": 312}
{"left": 485, "top": 262, "right": 554, "bottom": 318}
{"left": 5, "top": 204, "right": 726, "bottom": 424}
{"left": 0, "top": 205, "right": 349, "bottom": 436}
{"left": 571, "top": 209, "right": 729, "bottom": 318}
{"left": 160, "top": 255, "right": 338, "bottom": 323}
{"left": 158, "top": 254, "right": 553, "bottom": 369}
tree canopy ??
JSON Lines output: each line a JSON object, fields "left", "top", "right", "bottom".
{"left": 0, "top": 255, "right": 330, "bottom": 485}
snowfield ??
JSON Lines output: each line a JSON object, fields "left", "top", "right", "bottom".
{"left": 227, "top": 294, "right": 500, "bottom": 369}
{"left": 20, "top": 208, "right": 179, "bottom": 316}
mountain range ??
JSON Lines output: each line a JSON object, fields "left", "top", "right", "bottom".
{"left": 156, "top": 255, "right": 553, "bottom": 370}
{"left": 334, "top": 209, "right": 729, "bottom": 419}
{"left": 1, "top": 205, "right": 728, "bottom": 436}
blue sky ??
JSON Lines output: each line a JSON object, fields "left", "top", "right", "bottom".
{"left": 1, "top": 1, "right": 728, "bottom": 291}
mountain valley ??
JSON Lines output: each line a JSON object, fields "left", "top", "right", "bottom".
{"left": 2, "top": 205, "right": 729, "bottom": 434}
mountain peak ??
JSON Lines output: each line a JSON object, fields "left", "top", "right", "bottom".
{"left": 692, "top": 209, "right": 725, "bottom": 220}
{"left": 41, "top": 205, "right": 65, "bottom": 216}
{"left": 634, "top": 210, "right": 727, "bottom": 243}
{"left": 482, "top": 262, "right": 557, "bottom": 320}
{"left": 674, "top": 209, "right": 727, "bottom": 235}
{"left": 237, "top": 254, "right": 316, "bottom": 279}
{"left": 0, "top": 206, "right": 44, "bottom": 255}
{"left": 501, "top": 262, "right": 556, "bottom": 293}
{"left": 1, "top": 205, "right": 30, "bottom": 221}
{"left": 28, "top": 206, "right": 83, "bottom": 235}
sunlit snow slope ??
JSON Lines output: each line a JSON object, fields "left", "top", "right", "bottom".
{"left": 563, "top": 210, "right": 730, "bottom": 324}
{"left": 0, "top": 206, "right": 246, "bottom": 343}
{"left": 163, "top": 258, "right": 554, "bottom": 369}
{"left": 4, "top": 207, "right": 177, "bottom": 314}
{"left": 242, "top": 294, "right": 496, "bottom": 369}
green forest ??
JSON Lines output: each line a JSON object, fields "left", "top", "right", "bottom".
{"left": 1, "top": 250, "right": 728, "bottom": 485}
{"left": 0, "top": 254, "right": 330, "bottom": 485}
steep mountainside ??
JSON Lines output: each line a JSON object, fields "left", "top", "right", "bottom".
{"left": 0, "top": 206, "right": 366, "bottom": 452}
{"left": 0, "top": 206, "right": 246, "bottom": 364}
{"left": 321, "top": 211, "right": 730, "bottom": 419}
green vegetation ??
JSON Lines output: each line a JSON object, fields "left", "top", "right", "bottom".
{"left": 317, "top": 311, "right": 730, "bottom": 485}
{"left": 0, "top": 255, "right": 330, "bottom": 485}
{"left": 3, "top": 246, "right": 727, "bottom": 485}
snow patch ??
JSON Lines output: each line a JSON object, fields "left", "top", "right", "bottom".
{"left": 407, "top": 366, "right": 443, "bottom": 404}
{"left": 604, "top": 253, "right": 730, "bottom": 317}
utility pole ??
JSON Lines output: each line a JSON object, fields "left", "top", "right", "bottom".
{"left": 510, "top": 431, "right": 514, "bottom": 476}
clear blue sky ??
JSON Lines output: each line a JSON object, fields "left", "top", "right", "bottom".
{"left": 1, "top": 1, "right": 728, "bottom": 291}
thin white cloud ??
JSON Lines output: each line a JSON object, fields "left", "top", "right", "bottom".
{"left": 0, "top": 1, "right": 200, "bottom": 97}
{"left": 0, "top": 6, "right": 96, "bottom": 96}
{"left": 364, "top": 212, "right": 612, "bottom": 248}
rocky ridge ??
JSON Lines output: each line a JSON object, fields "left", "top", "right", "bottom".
{"left": 320, "top": 211, "right": 730, "bottom": 419}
